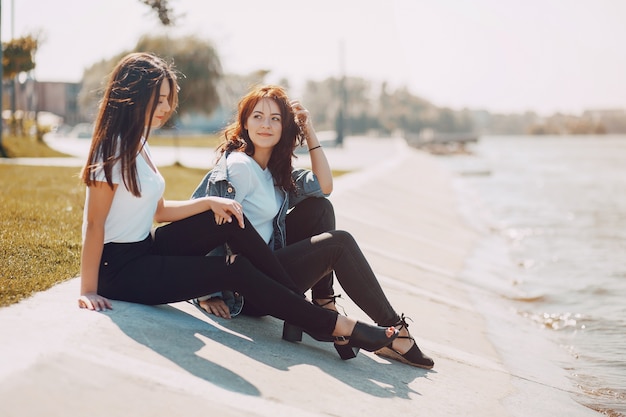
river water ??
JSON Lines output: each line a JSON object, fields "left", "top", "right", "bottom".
{"left": 437, "top": 135, "right": 626, "bottom": 416}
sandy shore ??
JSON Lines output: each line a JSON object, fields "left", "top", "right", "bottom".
{"left": 0, "top": 137, "right": 599, "bottom": 416}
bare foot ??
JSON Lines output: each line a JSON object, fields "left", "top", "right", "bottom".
{"left": 199, "top": 298, "right": 231, "bottom": 319}
{"left": 332, "top": 315, "right": 356, "bottom": 342}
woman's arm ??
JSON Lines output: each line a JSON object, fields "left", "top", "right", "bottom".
{"left": 78, "top": 181, "right": 115, "bottom": 311}
{"left": 292, "top": 100, "right": 333, "bottom": 194}
{"left": 154, "top": 196, "right": 245, "bottom": 228}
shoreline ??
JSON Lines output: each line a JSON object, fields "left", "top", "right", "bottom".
{"left": 437, "top": 135, "right": 626, "bottom": 417}
{"left": 0, "top": 137, "right": 601, "bottom": 416}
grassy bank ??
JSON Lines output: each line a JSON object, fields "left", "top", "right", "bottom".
{"left": 2, "top": 133, "right": 222, "bottom": 158}
{"left": 2, "top": 134, "right": 69, "bottom": 157}
{"left": 0, "top": 164, "right": 209, "bottom": 308}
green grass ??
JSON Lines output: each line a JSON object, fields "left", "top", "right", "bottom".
{"left": 2, "top": 134, "right": 69, "bottom": 157}
{"left": 1, "top": 133, "right": 222, "bottom": 159}
{"left": 0, "top": 163, "right": 209, "bottom": 308}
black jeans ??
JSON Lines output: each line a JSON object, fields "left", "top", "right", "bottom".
{"left": 275, "top": 230, "right": 400, "bottom": 326}
{"left": 285, "top": 197, "right": 335, "bottom": 299}
{"left": 239, "top": 197, "right": 336, "bottom": 317}
{"left": 97, "top": 211, "right": 337, "bottom": 335}
{"left": 241, "top": 200, "right": 400, "bottom": 327}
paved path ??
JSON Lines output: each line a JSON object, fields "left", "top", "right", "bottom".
{"left": 0, "top": 136, "right": 599, "bottom": 417}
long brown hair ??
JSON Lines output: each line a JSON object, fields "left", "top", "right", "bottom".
{"left": 81, "top": 52, "right": 179, "bottom": 196}
{"left": 217, "top": 85, "right": 305, "bottom": 193}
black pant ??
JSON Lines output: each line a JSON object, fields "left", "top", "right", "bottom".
{"left": 242, "top": 198, "right": 400, "bottom": 327}
{"left": 97, "top": 211, "right": 337, "bottom": 335}
{"left": 241, "top": 197, "right": 336, "bottom": 317}
{"left": 286, "top": 197, "right": 335, "bottom": 299}
{"left": 275, "top": 230, "right": 400, "bottom": 326}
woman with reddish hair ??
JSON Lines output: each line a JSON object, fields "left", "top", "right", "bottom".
{"left": 191, "top": 84, "right": 434, "bottom": 369}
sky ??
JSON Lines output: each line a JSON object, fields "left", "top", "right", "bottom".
{"left": 2, "top": 0, "right": 626, "bottom": 116}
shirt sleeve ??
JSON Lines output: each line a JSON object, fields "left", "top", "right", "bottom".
{"left": 226, "top": 155, "right": 255, "bottom": 204}
{"left": 93, "top": 160, "right": 122, "bottom": 184}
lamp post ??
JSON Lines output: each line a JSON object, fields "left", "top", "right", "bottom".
{"left": 0, "top": 0, "right": 6, "bottom": 157}
{"left": 335, "top": 40, "right": 347, "bottom": 148}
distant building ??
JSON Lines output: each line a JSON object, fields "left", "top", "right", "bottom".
{"left": 1, "top": 78, "right": 88, "bottom": 127}
{"left": 35, "top": 81, "right": 86, "bottom": 126}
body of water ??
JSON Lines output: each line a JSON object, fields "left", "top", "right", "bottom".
{"left": 438, "top": 135, "right": 626, "bottom": 416}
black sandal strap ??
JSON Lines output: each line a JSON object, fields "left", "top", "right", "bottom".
{"left": 313, "top": 294, "right": 342, "bottom": 307}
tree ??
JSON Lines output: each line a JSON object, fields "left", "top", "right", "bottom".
{"left": 78, "top": 35, "right": 222, "bottom": 122}
{"left": 0, "top": 0, "right": 171, "bottom": 156}
{"left": 140, "top": 0, "right": 175, "bottom": 26}
{"left": 137, "top": 35, "right": 222, "bottom": 116}
{"left": 303, "top": 78, "right": 343, "bottom": 131}
{"left": 0, "top": 34, "right": 39, "bottom": 155}
{"left": 0, "top": 0, "right": 2, "bottom": 158}
{"left": 0, "top": 0, "right": 4, "bottom": 157}
{"left": 219, "top": 70, "right": 271, "bottom": 114}
{"left": 2, "top": 35, "right": 38, "bottom": 78}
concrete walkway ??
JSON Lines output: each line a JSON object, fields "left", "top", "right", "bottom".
{"left": 0, "top": 137, "right": 599, "bottom": 417}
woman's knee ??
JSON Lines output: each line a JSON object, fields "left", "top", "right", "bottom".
{"left": 224, "top": 255, "right": 255, "bottom": 282}
{"left": 289, "top": 198, "right": 336, "bottom": 234}
{"left": 296, "top": 197, "right": 334, "bottom": 216}
{"left": 311, "top": 198, "right": 335, "bottom": 225}
{"left": 310, "top": 230, "right": 357, "bottom": 254}
{"left": 331, "top": 229, "right": 356, "bottom": 246}
{"left": 313, "top": 196, "right": 334, "bottom": 213}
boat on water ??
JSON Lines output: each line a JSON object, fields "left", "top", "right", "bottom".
{"left": 405, "top": 129, "right": 479, "bottom": 155}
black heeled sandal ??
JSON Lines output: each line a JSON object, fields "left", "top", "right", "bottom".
{"left": 284, "top": 321, "right": 398, "bottom": 360}
{"left": 374, "top": 314, "right": 434, "bottom": 369}
{"left": 334, "top": 322, "right": 399, "bottom": 360}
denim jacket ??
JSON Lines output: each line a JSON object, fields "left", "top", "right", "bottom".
{"left": 191, "top": 151, "right": 329, "bottom": 250}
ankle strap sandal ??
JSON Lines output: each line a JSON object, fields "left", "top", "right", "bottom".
{"left": 375, "top": 314, "right": 435, "bottom": 369}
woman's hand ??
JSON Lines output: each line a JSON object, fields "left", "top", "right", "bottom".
{"left": 208, "top": 197, "right": 245, "bottom": 228}
{"left": 290, "top": 99, "right": 332, "bottom": 193}
{"left": 199, "top": 297, "right": 232, "bottom": 319}
{"left": 291, "top": 100, "right": 313, "bottom": 133}
{"left": 78, "top": 292, "right": 112, "bottom": 311}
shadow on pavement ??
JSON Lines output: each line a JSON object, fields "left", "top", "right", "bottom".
{"left": 106, "top": 301, "right": 434, "bottom": 399}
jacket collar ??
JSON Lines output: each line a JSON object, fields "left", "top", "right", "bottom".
{"left": 209, "top": 150, "right": 231, "bottom": 183}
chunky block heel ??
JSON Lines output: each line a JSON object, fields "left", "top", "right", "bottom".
{"left": 283, "top": 321, "right": 396, "bottom": 361}
{"left": 334, "top": 341, "right": 360, "bottom": 360}
{"left": 282, "top": 322, "right": 303, "bottom": 342}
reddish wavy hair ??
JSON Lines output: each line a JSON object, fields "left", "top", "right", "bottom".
{"left": 217, "top": 84, "right": 306, "bottom": 193}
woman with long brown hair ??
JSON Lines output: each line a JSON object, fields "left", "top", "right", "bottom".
{"left": 191, "top": 84, "right": 434, "bottom": 369}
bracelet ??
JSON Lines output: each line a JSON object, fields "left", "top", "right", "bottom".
{"left": 308, "top": 145, "right": 322, "bottom": 152}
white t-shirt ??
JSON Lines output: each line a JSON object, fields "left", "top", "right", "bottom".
{"left": 226, "top": 152, "right": 282, "bottom": 243}
{"left": 82, "top": 142, "right": 165, "bottom": 243}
